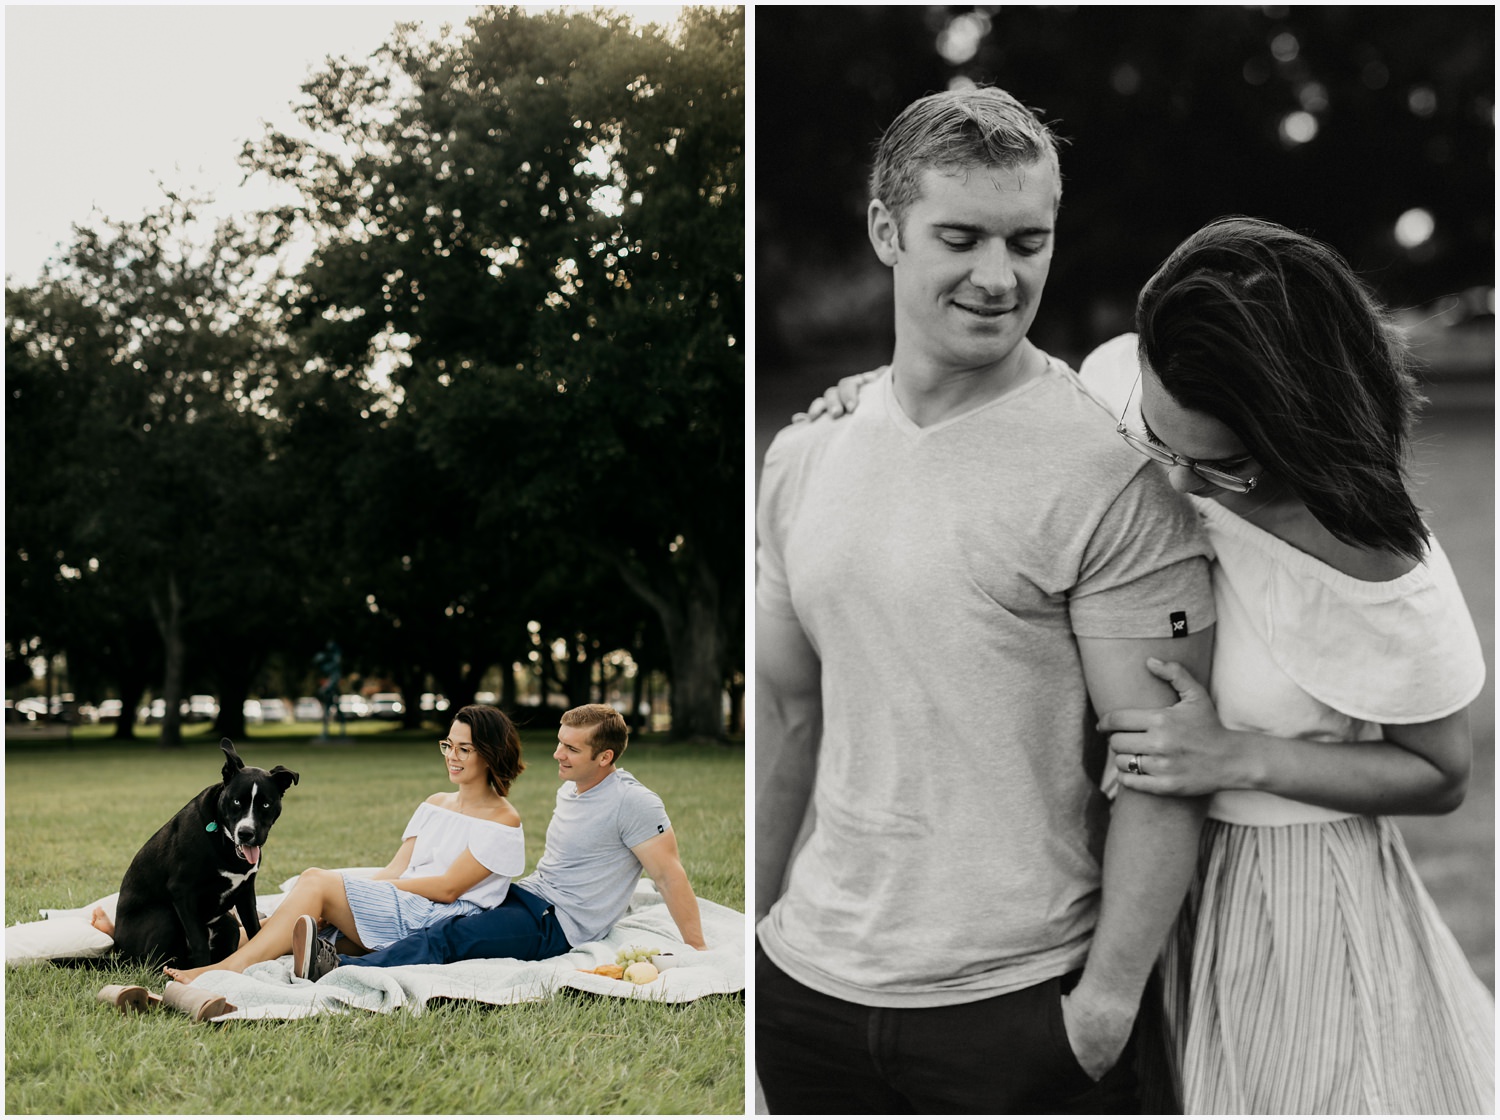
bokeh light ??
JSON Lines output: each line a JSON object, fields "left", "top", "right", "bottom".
{"left": 1111, "top": 62, "right": 1141, "bottom": 96}
{"left": 936, "top": 11, "right": 990, "bottom": 66}
{"left": 1408, "top": 85, "right": 1439, "bottom": 117}
{"left": 1394, "top": 207, "right": 1436, "bottom": 249}
{"left": 1269, "top": 30, "right": 1300, "bottom": 62}
{"left": 1279, "top": 110, "right": 1319, "bottom": 145}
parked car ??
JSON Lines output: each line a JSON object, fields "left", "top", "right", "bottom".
{"left": 369, "top": 692, "right": 405, "bottom": 720}
{"left": 186, "top": 695, "right": 218, "bottom": 722}
{"left": 293, "top": 696, "right": 325, "bottom": 721}
{"left": 259, "top": 698, "right": 290, "bottom": 723}
{"left": 96, "top": 699, "right": 124, "bottom": 722}
{"left": 420, "top": 693, "right": 449, "bottom": 713}
{"left": 338, "top": 693, "right": 369, "bottom": 718}
{"left": 242, "top": 699, "right": 263, "bottom": 723}
{"left": 6, "top": 700, "right": 35, "bottom": 723}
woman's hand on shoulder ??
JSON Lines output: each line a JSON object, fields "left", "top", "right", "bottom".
{"left": 792, "top": 370, "right": 879, "bottom": 423}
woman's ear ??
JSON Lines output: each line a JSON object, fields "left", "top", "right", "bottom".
{"left": 868, "top": 198, "right": 902, "bottom": 268}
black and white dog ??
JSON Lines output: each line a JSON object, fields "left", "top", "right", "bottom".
{"left": 110, "top": 739, "right": 299, "bottom": 969}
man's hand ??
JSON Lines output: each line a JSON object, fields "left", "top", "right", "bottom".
{"left": 1060, "top": 986, "right": 1137, "bottom": 1081}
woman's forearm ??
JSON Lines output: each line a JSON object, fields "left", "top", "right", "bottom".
{"left": 1236, "top": 731, "right": 1466, "bottom": 815}
{"left": 392, "top": 874, "right": 463, "bottom": 904}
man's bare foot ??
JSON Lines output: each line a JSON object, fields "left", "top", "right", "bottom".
{"left": 89, "top": 907, "right": 115, "bottom": 938}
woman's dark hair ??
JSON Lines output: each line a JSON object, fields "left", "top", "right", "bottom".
{"left": 1136, "top": 216, "right": 1428, "bottom": 560}
{"left": 452, "top": 705, "right": 524, "bottom": 796}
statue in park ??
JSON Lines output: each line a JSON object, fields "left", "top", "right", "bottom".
{"left": 312, "top": 640, "right": 347, "bottom": 741}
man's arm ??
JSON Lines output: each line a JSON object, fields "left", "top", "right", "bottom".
{"left": 1065, "top": 626, "right": 1214, "bottom": 1078}
{"left": 753, "top": 605, "right": 823, "bottom": 923}
{"left": 632, "top": 828, "right": 706, "bottom": 949}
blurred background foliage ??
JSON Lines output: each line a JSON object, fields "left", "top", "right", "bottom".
{"left": 755, "top": 4, "right": 1493, "bottom": 380}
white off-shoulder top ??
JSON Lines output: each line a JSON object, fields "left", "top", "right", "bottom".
{"left": 401, "top": 801, "right": 526, "bottom": 908}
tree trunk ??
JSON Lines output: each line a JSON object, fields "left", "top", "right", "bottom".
{"left": 500, "top": 657, "right": 519, "bottom": 711}
{"left": 630, "top": 649, "right": 647, "bottom": 732}
{"left": 618, "top": 550, "right": 725, "bottom": 740}
{"left": 440, "top": 657, "right": 481, "bottom": 714}
{"left": 213, "top": 675, "right": 250, "bottom": 743}
{"left": 111, "top": 677, "right": 146, "bottom": 741}
{"left": 149, "top": 572, "right": 186, "bottom": 747}
{"left": 396, "top": 662, "right": 425, "bottom": 729}
{"left": 667, "top": 588, "right": 724, "bottom": 739}
{"left": 567, "top": 638, "right": 592, "bottom": 709}
{"left": 726, "top": 669, "right": 744, "bottom": 736}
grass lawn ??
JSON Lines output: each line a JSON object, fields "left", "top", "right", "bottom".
{"left": 5, "top": 727, "right": 745, "bottom": 1115}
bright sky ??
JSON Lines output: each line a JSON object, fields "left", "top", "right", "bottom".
{"left": 3, "top": 4, "right": 684, "bottom": 285}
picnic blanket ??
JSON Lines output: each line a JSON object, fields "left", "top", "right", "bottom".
{"left": 6, "top": 871, "right": 745, "bottom": 1020}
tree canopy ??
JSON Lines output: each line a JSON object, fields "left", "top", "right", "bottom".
{"left": 6, "top": 6, "right": 745, "bottom": 742}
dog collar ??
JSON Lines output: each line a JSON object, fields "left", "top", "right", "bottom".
{"left": 205, "top": 822, "right": 218, "bottom": 833}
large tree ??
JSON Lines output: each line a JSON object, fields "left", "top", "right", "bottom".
{"left": 6, "top": 200, "right": 300, "bottom": 744}
{"left": 244, "top": 6, "right": 744, "bottom": 738}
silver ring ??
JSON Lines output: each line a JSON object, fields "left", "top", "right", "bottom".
{"left": 1127, "top": 754, "right": 1143, "bottom": 775}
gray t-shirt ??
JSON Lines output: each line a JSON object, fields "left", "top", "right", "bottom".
{"left": 519, "top": 768, "right": 671, "bottom": 946}
{"left": 756, "top": 359, "right": 1215, "bottom": 1007}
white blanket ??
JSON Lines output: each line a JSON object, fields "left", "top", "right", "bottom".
{"left": 6, "top": 873, "right": 745, "bottom": 1021}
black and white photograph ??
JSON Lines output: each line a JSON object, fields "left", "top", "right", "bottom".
{"left": 754, "top": 5, "right": 1493, "bottom": 1115}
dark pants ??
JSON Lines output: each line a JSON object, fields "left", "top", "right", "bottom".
{"left": 756, "top": 943, "right": 1141, "bottom": 1114}
{"left": 340, "top": 885, "right": 572, "bottom": 967}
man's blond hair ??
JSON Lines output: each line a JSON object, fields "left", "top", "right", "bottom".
{"left": 561, "top": 703, "right": 629, "bottom": 761}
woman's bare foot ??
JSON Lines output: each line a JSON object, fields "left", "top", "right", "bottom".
{"left": 163, "top": 963, "right": 222, "bottom": 984}
{"left": 89, "top": 907, "right": 115, "bottom": 938}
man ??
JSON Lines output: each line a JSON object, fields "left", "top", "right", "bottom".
{"left": 295, "top": 703, "right": 706, "bottom": 979}
{"left": 755, "top": 86, "right": 1216, "bottom": 1113}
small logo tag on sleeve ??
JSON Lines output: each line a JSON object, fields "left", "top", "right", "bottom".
{"left": 1170, "top": 611, "right": 1188, "bottom": 637}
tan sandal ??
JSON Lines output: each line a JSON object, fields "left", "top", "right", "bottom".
{"left": 96, "top": 984, "right": 163, "bottom": 1013}
{"left": 161, "top": 980, "right": 237, "bottom": 1022}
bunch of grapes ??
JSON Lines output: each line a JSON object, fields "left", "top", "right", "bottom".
{"left": 615, "top": 944, "right": 661, "bottom": 967}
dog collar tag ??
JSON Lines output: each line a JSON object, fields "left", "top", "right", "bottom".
{"left": 205, "top": 821, "right": 218, "bottom": 833}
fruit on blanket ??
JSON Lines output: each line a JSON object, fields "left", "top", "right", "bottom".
{"left": 623, "top": 961, "right": 659, "bottom": 985}
{"left": 581, "top": 963, "right": 625, "bottom": 979}
{"left": 615, "top": 944, "right": 661, "bottom": 967}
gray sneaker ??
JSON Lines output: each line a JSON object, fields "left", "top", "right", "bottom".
{"left": 291, "top": 913, "right": 340, "bottom": 982}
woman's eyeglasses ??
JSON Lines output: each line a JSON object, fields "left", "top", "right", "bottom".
{"left": 438, "top": 739, "right": 475, "bottom": 761}
{"left": 1115, "top": 372, "right": 1259, "bottom": 493}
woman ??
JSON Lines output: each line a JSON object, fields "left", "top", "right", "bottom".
{"left": 798, "top": 218, "right": 1493, "bottom": 1113}
{"left": 160, "top": 704, "right": 526, "bottom": 984}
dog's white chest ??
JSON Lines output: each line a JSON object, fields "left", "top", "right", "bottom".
{"left": 219, "top": 867, "right": 254, "bottom": 903}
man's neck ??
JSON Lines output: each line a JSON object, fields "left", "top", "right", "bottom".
{"left": 571, "top": 766, "right": 616, "bottom": 796}
{"left": 889, "top": 340, "right": 1042, "bottom": 428}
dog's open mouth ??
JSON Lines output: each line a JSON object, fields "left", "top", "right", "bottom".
{"left": 234, "top": 844, "right": 262, "bottom": 866}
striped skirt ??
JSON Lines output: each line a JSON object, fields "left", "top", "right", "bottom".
{"left": 341, "top": 874, "right": 483, "bottom": 952}
{"left": 1141, "top": 815, "right": 1494, "bottom": 1114}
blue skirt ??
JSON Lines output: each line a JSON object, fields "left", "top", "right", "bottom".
{"left": 341, "top": 873, "right": 483, "bottom": 952}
